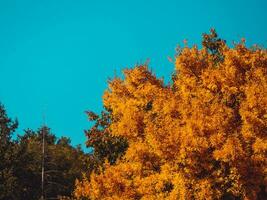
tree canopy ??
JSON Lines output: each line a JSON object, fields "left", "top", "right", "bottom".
{"left": 0, "top": 104, "right": 18, "bottom": 200}
{"left": 15, "top": 126, "right": 91, "bottom": 199}
{"left": 74, "top": 30, "right": 267, "bottom": 200}
{"left": 0, "top": 104, "right": 91, "bottom": 199}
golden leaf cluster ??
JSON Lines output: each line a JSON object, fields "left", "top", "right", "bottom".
{"left": 75, "top": 41, "right": 267, "bottom": 199}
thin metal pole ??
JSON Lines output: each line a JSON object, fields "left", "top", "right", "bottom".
{"left": 41, "top": 127, "right": 45, "bottom": 199}
{"left": 41, "top": 109, "right": 46, "bottom": 200}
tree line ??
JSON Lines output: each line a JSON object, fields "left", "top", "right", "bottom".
{"left": 0, "top": 103, "right": 127, "bottom": 200}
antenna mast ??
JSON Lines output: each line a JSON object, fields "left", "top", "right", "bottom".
{"left": 41, "top": 109, "right": 46, "bottom": 200}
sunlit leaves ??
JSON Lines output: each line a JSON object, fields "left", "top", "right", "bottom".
{"left": 75, "top": 32, "right": 267, "bottom": 200}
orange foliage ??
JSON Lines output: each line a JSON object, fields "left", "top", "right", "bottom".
{"left": 74, "top": 35, "right": 267, "bottom": 199}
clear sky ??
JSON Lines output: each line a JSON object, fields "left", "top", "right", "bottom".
{"left": 0, "top": 0, "right": 266, "bottom": 149}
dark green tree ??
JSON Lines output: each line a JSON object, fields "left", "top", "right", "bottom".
{"left": 14, "top": 126, "right": 91, "bottom": 200}
{"left": 14, "top": 129, "right": 43, "bottom": 200}
{"left": 0, "top": 103, "right": 18, "bottom": 200}
{"left": 85, "top": 110, "right": 128, "bottom": 166}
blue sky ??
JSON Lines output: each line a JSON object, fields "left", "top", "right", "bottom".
{"left": 0, "top": 0, "right": 266, "bottom": 149}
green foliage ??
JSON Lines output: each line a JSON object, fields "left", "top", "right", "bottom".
{"left": 85, "top": 110, "right": 128, "bottom": 165}
{"left": 14, "top": 126, "right": 91, "bottom": 199}
{"left": 0, "top": 104, "right": 19, "bottom": 200}
{"left": 0, "top": 103, "right": 92, "bottom": 199}
{"left": 202, "top": 28, "right": 226, "bottom": 64}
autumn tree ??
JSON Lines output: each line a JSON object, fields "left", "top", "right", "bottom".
{"left": 74, "top": 30, "right": 267, "bottom": 200}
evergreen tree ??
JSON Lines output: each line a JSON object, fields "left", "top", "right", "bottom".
{"left": 15, "top": 126, "right": 91, "bottom": 199}
{"left": 0, "top": 104, "right": 18, "bottom": 200}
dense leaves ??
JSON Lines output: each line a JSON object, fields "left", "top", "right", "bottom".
{"left": 202, "top": 29, "right": 226, "bottom": 64}
{"left": 85, "top": 110, "right": 128, "bottom": 166}
{"left": 15, "top": 127, "right": 91, "bottom": 199}
{"left": 0, "top": 104, "right": 91, "bottom": 200}
{"left": 74, "top": 31, "right": 267, "bottom": 200}
{"left": 0, "top": 104, "right": 18, "bottom": 200}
